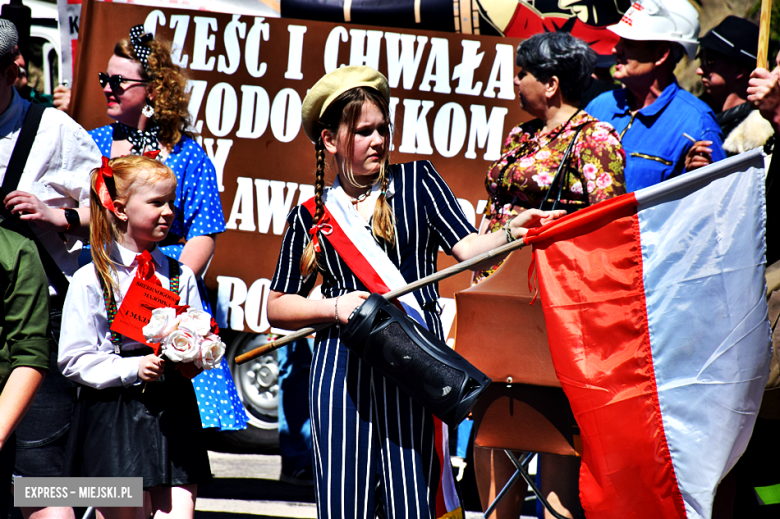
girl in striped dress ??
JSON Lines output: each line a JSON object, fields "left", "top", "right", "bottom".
{"left": 267, "top": 66, "right": 562, "bottom": 519}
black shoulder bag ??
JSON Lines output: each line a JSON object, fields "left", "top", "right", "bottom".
{"left": 0, "top": 103, "right": 70, "bottom": 299}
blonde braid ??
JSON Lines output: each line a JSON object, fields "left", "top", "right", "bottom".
{"left": 371, "top": 163, "right": 395, "bottom": 247}
{"left": 300, "top": 139, "right": 327, "bottom": 277}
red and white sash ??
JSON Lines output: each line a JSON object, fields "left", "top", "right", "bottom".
{"left": 302, "top": 177, "right": 463, "bottom": 519}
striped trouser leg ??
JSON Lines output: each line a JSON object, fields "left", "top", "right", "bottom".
{"left": 310, "top": 329, "right": 456, "bottom": 519}
{"left": 372, "top": 372, "right": 445, "bottom": 519}
{"left": 310, "top": 330, "right": 378, "bottom": 519}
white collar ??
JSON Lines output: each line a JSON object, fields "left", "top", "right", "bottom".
{"left": 111, "top": 241, "right": 165, "bottom": 269}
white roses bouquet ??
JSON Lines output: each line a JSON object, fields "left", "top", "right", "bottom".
{"left": 143, "top": 306, "right": 225, "bottom": 371}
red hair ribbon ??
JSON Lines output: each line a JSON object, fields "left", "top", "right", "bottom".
{"left": 308, "top": 215, "right": 333, "bottom": 253}
{"left": 143, "top": 150, "right": 160, "bottom": 159}
{"left": 95, "top": 156, "right": 116, "bottom": 212}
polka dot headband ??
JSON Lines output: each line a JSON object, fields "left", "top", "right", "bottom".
{"left": 129, "top": 24, "right": 153, "bottom": 74}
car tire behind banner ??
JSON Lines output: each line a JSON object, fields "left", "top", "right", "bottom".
{"left": 219, "top": 332, "right": 280, "bottom": 452}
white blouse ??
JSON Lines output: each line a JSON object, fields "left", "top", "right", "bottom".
{"left": 58, "top": 242, "right": 202, "bottom": 389}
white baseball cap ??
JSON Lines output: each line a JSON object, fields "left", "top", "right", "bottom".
{"left": 608, "top": 0, "right": 700, "bottom": 59}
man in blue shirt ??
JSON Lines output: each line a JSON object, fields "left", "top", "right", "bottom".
{"left": 586, "top": 0, "right": 725, "bottom": 192}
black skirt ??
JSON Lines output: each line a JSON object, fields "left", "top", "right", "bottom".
{"left": 64, "top": 355, "right": 212, "bottom": 489}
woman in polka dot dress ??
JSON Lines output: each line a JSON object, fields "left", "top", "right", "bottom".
{"left": 88, "top": 25, "right": 248, "bottom": 432}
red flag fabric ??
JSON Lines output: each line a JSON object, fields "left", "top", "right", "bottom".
{"left": 520, "top": 150, "right": 771, "bottom": 518}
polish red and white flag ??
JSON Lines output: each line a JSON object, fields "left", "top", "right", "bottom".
{"left": 523, "top": 149, "right": 772, "bottom": 519}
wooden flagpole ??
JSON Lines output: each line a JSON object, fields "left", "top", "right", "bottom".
{"left": 759, "top": 0, "right": 774, "bottom": 69}
{"left": 235, "top": 237, "right": 528, "bottom": 364}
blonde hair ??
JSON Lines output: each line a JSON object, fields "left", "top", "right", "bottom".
{"left": 300, "top": 87, "right": 395, "bottom": 277}
{"left": 90, "top": 155, "right": 177, "bottom": 300}
{"left": 114, "top": 38, "right": 194, "bottom": 150}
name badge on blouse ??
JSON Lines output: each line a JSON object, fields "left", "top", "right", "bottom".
{"left": 111, "top": 278, "right": 181, "bottom": 352}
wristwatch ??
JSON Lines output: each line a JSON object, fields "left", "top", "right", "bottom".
{"left": 62, "top": 208, "right": 80, "bottom": 233}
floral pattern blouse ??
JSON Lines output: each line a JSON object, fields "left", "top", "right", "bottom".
{"left": 475, "top": 111, "right": 626, "bottom": 283}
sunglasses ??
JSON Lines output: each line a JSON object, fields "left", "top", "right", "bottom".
{"left": 98, "top": 72, "right": 152, "bottom": 91}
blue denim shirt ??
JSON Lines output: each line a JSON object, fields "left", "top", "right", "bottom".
{"left": 586, "top": 81, "right": 725, "bottom": 192}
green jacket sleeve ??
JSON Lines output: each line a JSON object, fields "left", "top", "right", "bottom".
{"left": 1, "top": 229, "right": 51, "bottom": 386}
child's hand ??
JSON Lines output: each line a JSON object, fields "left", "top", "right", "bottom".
{"left": 138, "top": 355, "right": 165, "bottom": 382}
{"left": 336, "top": 291, "right": 370, "bottom": 325}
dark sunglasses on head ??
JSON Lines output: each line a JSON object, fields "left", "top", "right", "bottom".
{"left": 98, "top": 72, "right": 152, "bottom": 91}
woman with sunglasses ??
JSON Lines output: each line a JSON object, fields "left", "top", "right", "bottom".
{"left": 90, "top": 26, "right": 223, "bottom": 277}
{"left": 87, "top": 26, "right": 248, "bottom": 436}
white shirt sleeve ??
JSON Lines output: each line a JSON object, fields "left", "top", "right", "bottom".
{"left": 6, "top": 101, "right": 103, "bottom": 286}
{"left": 58, "top": 267, "right": 141, "bottom": 389}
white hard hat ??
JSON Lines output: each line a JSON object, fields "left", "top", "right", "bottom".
{"left": 608, "top": 0, "right": 700, "bottom": 59}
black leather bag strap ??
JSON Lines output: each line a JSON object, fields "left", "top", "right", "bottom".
{"left": 539, "top": 122, "right": 589, "bottom": 212}
{"left": 0, "top": 103, "right": 70, "bottom": 299}
{"left": 3, "top": 103, "right": 45, "bottom": 193}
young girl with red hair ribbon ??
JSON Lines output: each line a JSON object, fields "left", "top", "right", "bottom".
{"left": 58, "top": 154, "right": 211, "bottom": 519}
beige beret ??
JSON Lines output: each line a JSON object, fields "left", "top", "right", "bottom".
{"left": 301, "top": 66, "right": 390, "bottom": 142}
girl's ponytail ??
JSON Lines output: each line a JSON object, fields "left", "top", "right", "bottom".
{"left": 300, "top": 139, "right": 327, "bottom": 277}
{"left": 90, "top": 164, "right": 120, "bottom": 300}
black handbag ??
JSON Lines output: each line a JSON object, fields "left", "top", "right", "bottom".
{"left": 341, "top": 294, "right": 491, "bottom": 426}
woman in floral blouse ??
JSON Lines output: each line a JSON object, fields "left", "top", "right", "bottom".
{"left": 472, "top": 32, "right": 625, "bottom": 519}
{"left": 475, "top": 32, "right": 626, "bottom": 284}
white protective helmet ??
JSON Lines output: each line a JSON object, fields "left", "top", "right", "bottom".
{"left": 608, "top": 0, "right": 700, "bottom": 59}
